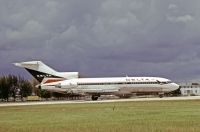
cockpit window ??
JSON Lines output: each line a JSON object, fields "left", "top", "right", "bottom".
{"left": 168, "top": 81, "right": 172, "bottom": 83}
{"left": 160, "top": 81, "right": 172, "bottom": 84}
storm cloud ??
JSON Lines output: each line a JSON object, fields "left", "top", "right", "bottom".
{"left": 1, "top": 0, "right": 200, "bottom": 81}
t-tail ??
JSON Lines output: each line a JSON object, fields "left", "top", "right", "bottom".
{"left": 14, "top": 61, "right": 79, "bottom": 83}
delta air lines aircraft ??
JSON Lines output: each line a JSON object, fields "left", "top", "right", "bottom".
{"left": 14, "top": 61, "right": 179, "bottom": 100}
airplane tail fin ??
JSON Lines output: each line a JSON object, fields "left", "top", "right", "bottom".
{"left": 14, "top": 61, "right": 79, "bottom": 83}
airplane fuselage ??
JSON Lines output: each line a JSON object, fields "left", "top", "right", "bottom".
{"left": 41, "top": 77, "right": 179, "bottom": 96}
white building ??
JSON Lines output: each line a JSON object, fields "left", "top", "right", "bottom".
{"left": 179, "top": 82, "right": 200, "bottom": 96}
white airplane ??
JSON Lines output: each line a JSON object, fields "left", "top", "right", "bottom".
{"left": 14, "top": 61, "right": 179, "bottom": 100}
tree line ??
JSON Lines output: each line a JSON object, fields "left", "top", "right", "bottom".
{"left": 0, "top": 75, "right": 83, "bottom": 102}
{"left": 0, "top": 75, "right": 32, "bottom": 101}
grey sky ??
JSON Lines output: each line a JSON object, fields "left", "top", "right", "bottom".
{"left": 0, "top": 0, "right": 200, "bottom": 82}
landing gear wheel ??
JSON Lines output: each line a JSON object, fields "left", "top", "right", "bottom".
{"left": 159, "top": 94, "right": 164, "bottom": 98}
{"left": 91, "top": 96, "right": 98, "bottom": 101}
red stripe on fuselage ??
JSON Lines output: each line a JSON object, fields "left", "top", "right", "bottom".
{"left": 44, "top": 79, "right": 64, "bottom": 84}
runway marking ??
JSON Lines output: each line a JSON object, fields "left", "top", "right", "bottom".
{"left": 0, "top": 96, "right": 200, "bottom": 107}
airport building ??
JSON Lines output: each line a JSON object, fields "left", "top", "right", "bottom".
{"left": 179, "top": 82, "right": 200, "bottom": 96}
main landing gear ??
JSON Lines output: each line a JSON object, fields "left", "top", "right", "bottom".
{"left": 91, "top": 95, "right": 100, "bottom": 101}
{"left": 159, "top": 93, "right": 164, "bottom": 98}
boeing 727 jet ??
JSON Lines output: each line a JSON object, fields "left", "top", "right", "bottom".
{"left": 14, "top": 61, "right": 179, "bottom": 100}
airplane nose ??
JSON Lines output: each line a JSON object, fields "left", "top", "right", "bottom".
{"left": 172, "top": 83, "right": 180, "bottom": 90}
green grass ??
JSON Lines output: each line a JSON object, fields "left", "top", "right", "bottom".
{"left": 0, "top": 100, "right": 200, "bottom": 132}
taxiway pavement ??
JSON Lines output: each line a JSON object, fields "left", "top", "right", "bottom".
{"left": 0, "top": 96, "right": 200, "bottom": 107}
